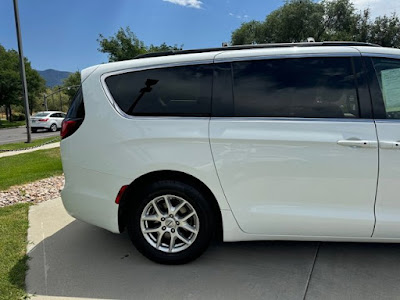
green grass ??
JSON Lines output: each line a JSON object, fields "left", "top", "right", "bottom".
{"left": 0, "top": 148, "right": 62, "bottom": 191}
{"left": 0, "top": 136, "right": 60, "bottom": 151}
{"left": 0, "top": 203, "right": 30, "bottom": 300}
{"left": 0, "top": 120, "right": 26, "bottom": 129}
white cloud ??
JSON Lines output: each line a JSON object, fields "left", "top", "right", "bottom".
{"left": 163, "top": 0, "right": 203, "bottom": 9}
{"left": 228, "top": 12, "right": 249, "bottom": 20}
{"left": 351, "top": 0, "right": 400, "bottom": 18}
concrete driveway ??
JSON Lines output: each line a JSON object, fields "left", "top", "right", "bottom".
{"left": 26, "top": 198, "right": 400, "bottom": 300}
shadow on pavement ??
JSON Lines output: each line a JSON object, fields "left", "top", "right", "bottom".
{"left": 24, "top": 219, "right": 400, "bottom": 300}
{"left": 25, "top": 220, "right": 317, "bottom": 300}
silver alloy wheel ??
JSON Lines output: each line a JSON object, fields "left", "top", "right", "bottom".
{"left": 50, "top": 124, "right": 57, "bottom": 132}
{"left": 140, "top": 194, "right": 200, "bottom": 253}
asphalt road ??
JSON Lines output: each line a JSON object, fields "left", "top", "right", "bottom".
{"left": 27, "top": 198, "right": 400, "bottom": 300}
{"left": 0, "top": 127, "right": 59, "bottom": 145}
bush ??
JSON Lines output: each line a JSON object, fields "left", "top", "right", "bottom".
{"left": 11, "top": 114, "right": 25, "bottom": 121}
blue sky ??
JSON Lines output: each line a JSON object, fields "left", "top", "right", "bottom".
{"left": 1, "top": 0, "right": 398, "bottom": 72}
{"left": 0, "top": 0, "right": 283, "bottom": 72}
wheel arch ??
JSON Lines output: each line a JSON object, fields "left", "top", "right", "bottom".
{"left": 118, "top": 170, "right": 223, "bottom": 240}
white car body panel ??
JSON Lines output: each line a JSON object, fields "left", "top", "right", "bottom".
{"left": 60, "top": 45, "right": 400, "bottom": 243}
{"left": 373, "top": 121, "right": 400, "bottom": 238}
{"left": 214, "top": 46, "right": 360, "bottom": 62}
{"left": 355, "top": 46, "right": 400, "bottom": 57}
{"left": 210, "top": 118, "right": 378, "bottom": 237}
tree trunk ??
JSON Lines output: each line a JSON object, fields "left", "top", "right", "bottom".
{"left": 5, "top": 105, "right": 10, "bottom": 121}
{"left": 7, "top": 105, "right": 12, "bottom": 122}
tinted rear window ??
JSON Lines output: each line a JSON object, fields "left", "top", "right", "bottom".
{"left": 105, "top": 65, "right": 213, "bottom": 116}
{"left": 66, "top": 87, "right": 85, "bottom": 119}
{"left": 232, "top": 57, "right": 359, "bottom": 118}
{"left": 34, "top": 112, "right": 49, "bottom": 117}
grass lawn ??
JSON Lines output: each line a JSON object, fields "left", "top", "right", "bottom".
{"left": 0, "top": 120, "right": 25, "bottom": 129}
{"left": 0, "top": 136, "right": 60, "bottom": 151}
{"left": 0, "top": 148, "right": 63, "bottom": 191}
{"left": 0, "top": 203, "right": 30, "bottom": 300}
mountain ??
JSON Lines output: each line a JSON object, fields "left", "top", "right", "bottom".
{"left": 38, "top": 69, "right": 72, "bottom": 87}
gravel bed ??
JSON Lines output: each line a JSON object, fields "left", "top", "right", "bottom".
{"left": 0, "top": 175, "right": 64, "bottom": 207}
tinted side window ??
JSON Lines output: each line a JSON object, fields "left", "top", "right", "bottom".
{"left": 232, "top": 57, "right": 359, "bottom": 118}
{"left": 105, "top": 65, "right": 213, "bottom": 116}
{"left": 371, "top": 58, "right": 400, "bottom": 119}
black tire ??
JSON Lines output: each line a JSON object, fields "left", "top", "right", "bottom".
{"left": 49, "top": 123, "right": 57, "bottom": 132}
{"left": 31, "top": 128, "right": 37, "bottom": 133}
{"left": 127, "top": 180, "right": 215, "bottom": 264}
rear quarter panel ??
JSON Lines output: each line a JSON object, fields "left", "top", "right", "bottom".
{"left": 61, "top": 66, "right": 231, "bottom": 233}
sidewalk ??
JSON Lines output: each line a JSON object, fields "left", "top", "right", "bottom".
{"left": 0, "top": 142, "right": 60, "bottom": 158}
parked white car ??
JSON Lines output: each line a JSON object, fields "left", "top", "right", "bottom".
{"left": 30, "top": 111, "right": 66, "bottom": 133}
{"left": 61, "top": 42, "right": 400, "bottom": 264}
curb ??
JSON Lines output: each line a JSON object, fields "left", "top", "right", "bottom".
{"left": 0, "top": 142, "right": 60, "bottom": 158}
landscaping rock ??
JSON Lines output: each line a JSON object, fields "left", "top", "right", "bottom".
{"left": 0, "top": 175, "right": 64, "bottom": 207}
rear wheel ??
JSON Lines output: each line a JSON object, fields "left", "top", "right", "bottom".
{"left": 49, "top": 123, "right": 57, "bottom": 132}
{"left": 127, "top": 180, "right": 215, "bottom": 264}
{"left": 31, "top": 128, "right": 37, "bottom": 133}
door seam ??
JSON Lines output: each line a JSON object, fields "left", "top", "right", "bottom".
{"left": 371, "top": 120, "right": 380, "bottom": 237}
{"left": 207, "top": 118, "right": 234, "bottom": 212}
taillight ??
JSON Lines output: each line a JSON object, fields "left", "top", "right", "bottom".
{"left": 61, "top": 119, "right": 82, "bottom": 139}
{"left": 115, "top": 185, "right": 128, "bottom": 204}
{"left": 39, "top": 118, "right": 49, "bottom": 122}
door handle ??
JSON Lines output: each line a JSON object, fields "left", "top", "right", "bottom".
{"left": 337, "top": 139, "right": 377, "bottom": 148}
{"left": 379, "top": 141, "right": 400, "bottom": 149}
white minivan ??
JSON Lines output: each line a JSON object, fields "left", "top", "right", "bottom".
{"left": 61, "top": 42, "right": 400, "bottom": 264}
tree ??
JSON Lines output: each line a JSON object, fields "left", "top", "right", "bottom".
{"left": 98, "top": 27, "right": 182, "bottom": 62}
{"left": 263, "top": 0, "right": 325, "bottom": 43}
{"left": 369, "top": 14, "right": 400, "bottom": 47}
{"left": 231, "top": 21, "right": 264, "bottom": 45}
{"left": 354, "top": 9, "right": 371, "bottom": 43}
{"left": 63, "top": 71, "right": 81, "bottom": 100}
{"left": 232, "top": 0, "right": 324, "bottom": 44}
{"left": 320, "top": 0, "right": 358, "bottom": 41}
{"left": 231, "top": 0, "right": 400, "bottom": 48}
{"left": 0, "top": 44, "right": 45, "bottom": 120}
{"left": 148, "top": 42, "right": 182, "bottom": 53}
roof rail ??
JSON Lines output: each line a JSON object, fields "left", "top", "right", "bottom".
{"left": 134, "top": 41, "right": 380, "bottom": 60}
